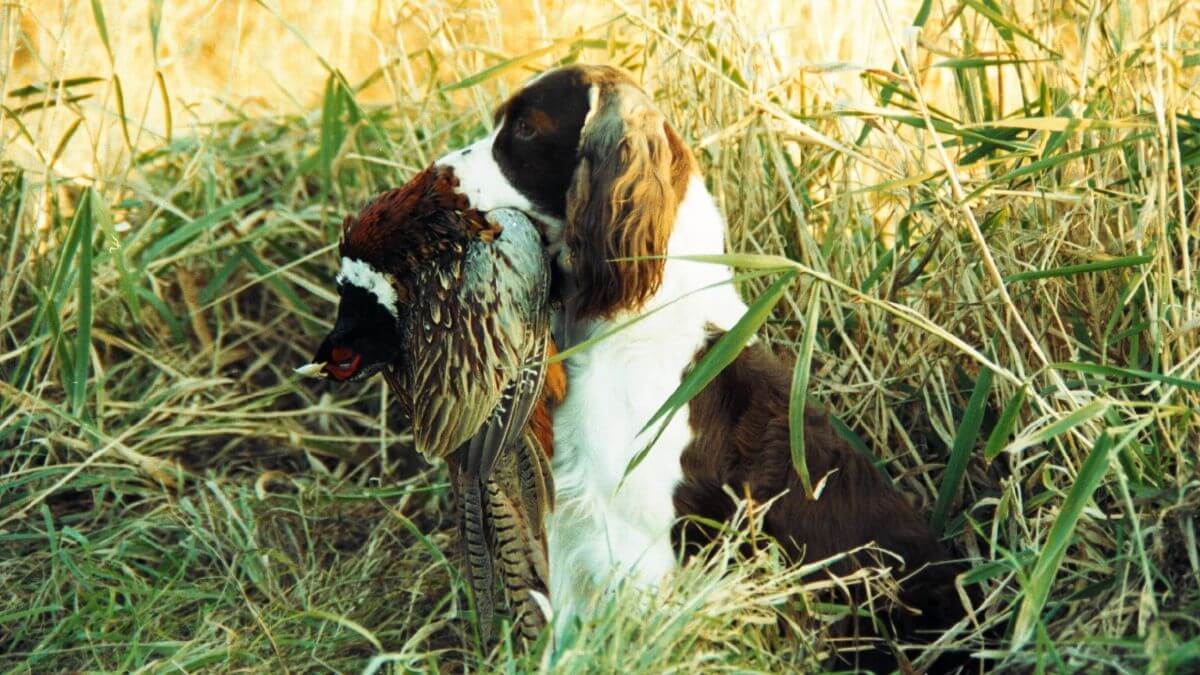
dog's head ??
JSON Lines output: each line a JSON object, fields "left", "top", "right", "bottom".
{"left": 436, "top": 65, "right": 694, "bottom": 318}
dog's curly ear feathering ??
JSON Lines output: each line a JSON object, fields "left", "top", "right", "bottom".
{"left": 563, "top": 74, "right": 691, "bottom": 319}
{"left": 434, "top": 63, "right": 976, "bottom": 672}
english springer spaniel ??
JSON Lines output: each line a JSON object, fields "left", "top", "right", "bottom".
{"left": 436, "top": 64, "right": 973, "bottom": 671}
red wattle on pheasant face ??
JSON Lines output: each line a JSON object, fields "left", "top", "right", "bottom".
{"left": 326, "top": 345, "right": 362, "bottom": 381}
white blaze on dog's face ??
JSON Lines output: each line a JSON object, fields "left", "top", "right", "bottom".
{"left": 435, "top": 67, "right": 596, "bottom": 235}
{"left": 435, "top": 126, "right": 540, "bottom": 215}
{"left": 435, "top": 65, "right": 695, "bottom": 319}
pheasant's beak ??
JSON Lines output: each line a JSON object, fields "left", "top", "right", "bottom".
{"left": 294, "top": 362, "right": 327, "bottom": 379}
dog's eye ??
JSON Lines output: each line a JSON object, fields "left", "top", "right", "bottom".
{"left": 513, "top": 118, "right": 537, "bottom": 140}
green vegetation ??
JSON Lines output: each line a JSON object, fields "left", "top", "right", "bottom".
{"left": 2, "top": 1, "right": 1198, "bottom": 672}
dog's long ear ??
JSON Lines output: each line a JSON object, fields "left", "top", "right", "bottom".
{"left": 565, "top": 82, "right": 690, "bottom": 318}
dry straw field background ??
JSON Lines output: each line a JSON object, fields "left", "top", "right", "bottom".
{"left": 2, "top": 0, "right": 1199, "bottom": 672}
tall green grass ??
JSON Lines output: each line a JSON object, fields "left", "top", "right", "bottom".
{"left": 2, "top": 1, "right": 1199, "bottom": 672}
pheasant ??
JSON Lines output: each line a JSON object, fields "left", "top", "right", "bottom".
{"left": 297, "top": 166, "right": 562, "bottom": 643}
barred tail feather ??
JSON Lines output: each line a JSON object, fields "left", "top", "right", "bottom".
{"left": 517, "top": 431, "right": 554, "bottom": 529}
{"left": 461, "top": 476, "right": 496, "bottom": 642}
{"left": 487, "top": 477, "right": 550, "bottom": 642}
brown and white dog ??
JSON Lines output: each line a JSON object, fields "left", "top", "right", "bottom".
{"left": 435, "top": 65, "right": 969, "bottom": 669}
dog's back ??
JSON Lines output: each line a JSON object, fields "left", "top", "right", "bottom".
{"left": 674, "top": 339, "right": 972, "bottom": 673}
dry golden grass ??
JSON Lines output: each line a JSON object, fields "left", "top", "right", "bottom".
{"left": 2, "top": 0, "right": 1199, "bottom": 672}
{"left": 7, "top": 1, "right": 957, "bottom": 175}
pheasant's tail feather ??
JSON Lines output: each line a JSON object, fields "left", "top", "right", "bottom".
{"left": 460, "top": 474, "right": 496, "bottom": 643}
{"left": 517, "top": 430, "right": 555, "bottom": 528}
{"left": 486, "top": 476, "right": 550, "bottom": 642}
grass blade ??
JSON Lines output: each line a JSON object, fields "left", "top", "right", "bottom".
{"left": 139, "top": 191, "right": 260, "bottom": 265}
{"left": 148, "top": 0, "right": 164, "bottom": 55}
{"left": 7, "top": 94, "right": 93, "bottom": 117}
{"left": 858, "top": 0, "right": 932, "bottom": 144}
{"left": 7, "top": 76, "right": 102, "bottom": 98}
{"left": 113, "top": 74, "right": 133, "bottom": 153}
{"left": 91, "top": 191, "right": 141, "bottom": 322}
{"left": 318, "top": 73, "right": 346, "bottom": 193}
{"left": 440, "top": 21, "right": 622, "bottom": 92}
{"left": 48, "top": 116, "right": 84, "bottom": 171}
{"left": 1012, "top": 429, "right": 1117, "bottom": 647}
{"left": 1051, "top": 361, "right": 1200, "bottom": 393}
{"left": 788, "top": 286, "right": 821, "bottom": 499}
{"left": 930, "top": 367, "right": 994, "bottom": 534}
{"left": 238, "top": 243, "right": 315, "bottom": 320}
{"left": 548, "top": 268, "right": 785, "bottom": 365}
{"left": 156, "top": 70, "right": 172, "bottom": 142}
{"left": 297, "top": 610, "right": 382, "bottom": 651}
{"left": 72, "top": 189, "right": 96, "bottom": 417}
{"left": 670, "top": 252, "right": 798, "bottom": 270}
{"left": 984, "top": 387, "right": 1027, "bottom": 462}
{"left": 1004, "top": 254, "right": 1153, "bottom": 283}
{"left": 933, "top": 57, "right": 1057, "bottom": 68}
{"left": 961, "top": 0, "right": 1061, "bottom": 56}
{"left": 638, "top": 270, "right": 796, "bottom": 436}
{"left": 827, "top": 414, "right": 890, "bottom": 474}
{"left": 90, "top": 0, "right": 112, "bottom": 64}
{"left": 16, "top": 188, "right": 87, "bottom": 389}
{"left": 1004, "top": 399, "right": 1109, "bottom": 457}
{"left": 964, "top": 134, "right": 1152, "bottom": 202}
{"left": 199, "top": 250, "right": 247, "bottom": 305}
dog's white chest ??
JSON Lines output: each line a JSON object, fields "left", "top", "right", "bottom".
{"left": 543, "top": 177, "right": 748, "bottom": 632}
{"left": 546, "top": 318, "right": 698, "bottom": 612}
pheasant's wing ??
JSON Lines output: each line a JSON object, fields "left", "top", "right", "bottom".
{"left": 464, "top": 328, "right": 548, "bottom": 485}
{"left": 401, "top": 257, "right": 501, "bottom": 463}
{"left": 404, "top": 209, "right": 551, "bottom": 488}
{"left": 457, "top": 209, "right": 551, "bottom": 487}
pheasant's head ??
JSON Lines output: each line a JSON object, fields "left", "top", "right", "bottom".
{"left": 299, "top": 166, "right": 500, "bottom": 382}
{"left": 306, "top": 257, "right": 402, "bottom": 382}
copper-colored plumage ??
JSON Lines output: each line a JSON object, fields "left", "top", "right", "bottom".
{"left": 528, "top": 340, "right": 565, "bottom": 458}
{"left": 339, "top": 166, "right": 559, "bottom": 643}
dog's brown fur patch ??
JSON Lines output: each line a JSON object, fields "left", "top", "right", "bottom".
{"left": 674, "top": 337, "right": 968, "bottom": 672}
